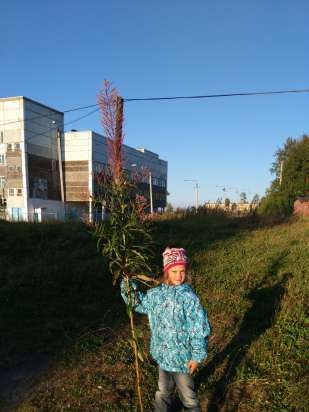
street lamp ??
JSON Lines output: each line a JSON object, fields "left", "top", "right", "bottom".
{"left": 184, "top": 179, "right": 199, "bottom": 210}
{"left": 149, "top": 170, "right": 154, "bottom": 214}
{"left": 131, "top": 163, "right": 153, "bottom": 214}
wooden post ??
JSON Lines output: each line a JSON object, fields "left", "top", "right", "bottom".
{"left": 114, "top": 96, "right": 124, "bottom": 183}
{"left": 115, "top": 96, "right": 124, "bottom": 141}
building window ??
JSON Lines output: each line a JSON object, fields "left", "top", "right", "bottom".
{"left": 17, "top": 188, "right": 23, "bottom": 196}
{"left": 29, "top": 177, "right": 48, "bottom": 199}
{"left": 0, "top": 177, "right": 6, "bottom": 188}
{"left": 7, "top": 143, "right": 12, "bottom": 151}
{"left": 15, "top": 143, "right": 21, "bottom": 151}
{"left": 0, "top": 154, "right": 5, "bottom": 165}
{"left": 9, "top": 188, "right": 14, "bottom": 196}
{"left": 0, "top": 131, "right": 3, "bottom": 144}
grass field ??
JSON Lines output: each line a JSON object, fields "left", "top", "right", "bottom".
{"left": 0, "top": 214, "right": 308, "bottom": 411}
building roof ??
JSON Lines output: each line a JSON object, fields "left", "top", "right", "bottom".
{"left": 65, "top": 129, "right": 167, "bottom": 163}
{"left": 0, "top": 96, "right": 63, "bottom": 115}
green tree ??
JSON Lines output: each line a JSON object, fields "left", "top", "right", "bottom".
{"left": 281, "top": 135, "right": 309, "bottom": 197}
{"left": 239, "top": 192, "right": 247, "bottom": 203}
{"left": 270, "top": 137, "right": 298, "bottom": 192}
{"left": 251, "top": 194, "right": 260, "bottom": 205}
{"left": 259, "top": 135, "right": 309, "bottom": 216}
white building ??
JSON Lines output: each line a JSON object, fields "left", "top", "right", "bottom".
{"left": 0, "top": 96, "right": 65, "bottom": 222}
{"left": 0, "top": 96, "right": 168, "bottom": 222}
{"left": 62, "top": 130, "right": 168, "bottom": 221}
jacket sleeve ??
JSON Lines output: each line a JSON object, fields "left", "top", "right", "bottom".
{"left": 120, "top": 279, "right": 151, "bottom": 315}
{"left": 186, "top": 292, "right": 211, "bottom": 363}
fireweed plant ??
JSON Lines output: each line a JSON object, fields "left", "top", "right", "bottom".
{"left": 94, "top": 81, "right": 156, "bottom": 412}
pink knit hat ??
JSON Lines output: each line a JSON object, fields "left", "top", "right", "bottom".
{"left": 163, "top": 247, "right": 188, "bottom": 272}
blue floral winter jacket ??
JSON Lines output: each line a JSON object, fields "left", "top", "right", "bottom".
{"left": 120, "top": 280, "right": 211, "bottom": 373}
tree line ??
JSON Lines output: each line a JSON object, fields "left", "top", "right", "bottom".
{"left": 258, "top": 134, "right": 309, "bottom": 215}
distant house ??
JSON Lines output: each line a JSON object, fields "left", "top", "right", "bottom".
{"left": 204, "top": 202, "right": 256, "bottom": 213}
{"left": 294, "top": 197, "right": 309, "bottom": 216}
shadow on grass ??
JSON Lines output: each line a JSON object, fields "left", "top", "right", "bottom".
{"left": 0, "top": 221, "right": 126, "bottom": 409}
{"left": 193, "top": 252, "right": 291, "bottom": 412}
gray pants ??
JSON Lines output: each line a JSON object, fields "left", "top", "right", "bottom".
{"left": 154, "top": 368, "right": 201, "bottom": 412}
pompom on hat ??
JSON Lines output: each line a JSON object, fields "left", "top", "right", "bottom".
{"left": 163, "top": 247, "right": 188, "bottom": 272}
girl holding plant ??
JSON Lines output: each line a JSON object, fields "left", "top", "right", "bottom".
{"left": 121, "top": 247, "right": 211, "bottom": 412}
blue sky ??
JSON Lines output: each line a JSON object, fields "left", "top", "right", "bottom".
{"left": 1, "top": 0, "right": 308, "bottom": 206}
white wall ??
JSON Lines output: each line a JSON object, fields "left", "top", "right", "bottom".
{"left": 0, "top": 97, "right": 27, "bottom": 217}
{"left": 92, "top": 132, "right": 108, "bottom": 165}
{"left": 0, "top": 98, "right": 23, "bottom": 143}
{"left": 62, "top": 131, "right": 92, "bottom": 161}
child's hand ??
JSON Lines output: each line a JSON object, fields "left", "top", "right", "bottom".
{"left": 187, "top": 360, "right": 199, "bottom": 375}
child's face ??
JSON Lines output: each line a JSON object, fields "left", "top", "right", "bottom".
{"left": 166, "top": 264, "right": 186, "bottom": 285}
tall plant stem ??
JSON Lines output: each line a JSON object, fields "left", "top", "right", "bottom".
{"left": 129, "top": 310, "right": 144, "bottom": 412}
{"left": 126, "top": 277, "right": 144, "bottom": 412}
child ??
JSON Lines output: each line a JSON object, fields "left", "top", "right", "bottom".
{"left": 121, "top": 247, "right": 211, "bottom": 412}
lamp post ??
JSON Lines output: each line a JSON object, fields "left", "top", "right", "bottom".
{"left": 184, "top": 179, "right": 199, "bottom": 211}
{"left": 149, "top": 171, "right": 154, "bottom": 214}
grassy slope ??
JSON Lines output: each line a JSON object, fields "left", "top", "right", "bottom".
{"left": 0, "top": 216, "right": 308, "bottom": 411}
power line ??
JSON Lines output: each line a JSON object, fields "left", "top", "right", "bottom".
{"left": 64, "top": 107, "right": 99, "bottom": 127}
{"left": 0, "top": 103, "right": 98, "bottom": 127}
{"left": 124, "top": 88, "right": 309, "bottom": 102}
{"left": 0, "top": 88, "right": 308, "bottom": 127}
{"left": 25, "top": 107, "right": 100, "bottom": 144}
{"left": 64, "top": 103, "right": 98, "bottom": 113}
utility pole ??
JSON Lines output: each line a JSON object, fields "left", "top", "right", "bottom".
{"left": 149, "top": 171, "right": 154, "bottom": 214}
{"left": 115, "top": 96, "right": 124, "bottom": 140}
{"left": 57, "top": 128, "right": 64, "bottom": 203}
{"left": 195, "top": 182, "right": 199, "bottom": 210}
{"left": 114, "top": 96, "right": 124, "bottom": 183}
{"left": 184, "top": 179, "right": 199, "bottom": 211}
